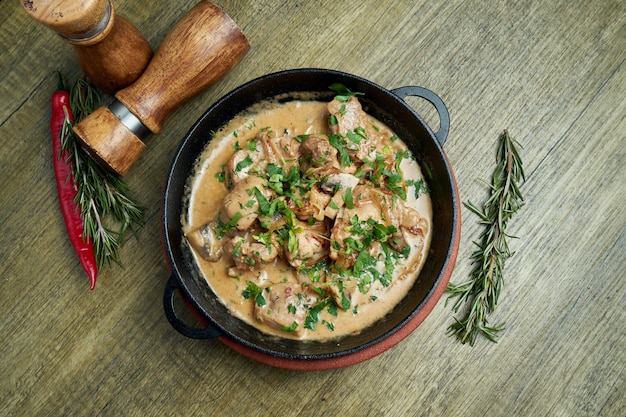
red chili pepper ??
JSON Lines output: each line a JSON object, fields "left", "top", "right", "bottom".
{"left": 50, "top": 73, "right": 98, "bottom": 289}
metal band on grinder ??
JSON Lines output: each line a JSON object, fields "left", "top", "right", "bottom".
{"left": 108, "top": 100, "right": 152, "bottom": 140}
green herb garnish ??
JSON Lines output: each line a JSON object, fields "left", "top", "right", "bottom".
{"left": 329, "top": 83, "right": 365, "bottom": 102}
{"left": 242, "top": 281, "right": 266, "bottom": 306}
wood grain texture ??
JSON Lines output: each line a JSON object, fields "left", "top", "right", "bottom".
{"left": 72, "top": 14, "right": 153, "bottom": 93}
{"left": 116, "top": 0, "right": 250, "bottom": 134}
{"left": 20, "top": 0, "right": 111, "bottom": 39}
{"left": 1, "top": 0, "right": 624, "bottom": 416}
{"left": 21, "top": 0, "right": 154, "bottom": 93}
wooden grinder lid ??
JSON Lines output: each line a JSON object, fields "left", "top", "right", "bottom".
{"left": 21, "top": 0, "right": 115, "bottom": 44}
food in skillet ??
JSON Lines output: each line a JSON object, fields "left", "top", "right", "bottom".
{"left": 183, "top": 86, "right": 432, "bottom": 340}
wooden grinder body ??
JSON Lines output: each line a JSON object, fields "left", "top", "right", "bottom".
{"left": 73, "top": 0, "right": 250, "bottom": 175}
{"left": 21, "top": 0, "right": 153, "bottom": 93}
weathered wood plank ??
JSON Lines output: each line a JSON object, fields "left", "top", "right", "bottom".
{"left": 1, "top": 0, "right": 624, "bottom": 416}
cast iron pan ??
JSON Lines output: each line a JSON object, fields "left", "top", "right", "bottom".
{"left": 162, "top": 68, "right": 460, "bottom": 370}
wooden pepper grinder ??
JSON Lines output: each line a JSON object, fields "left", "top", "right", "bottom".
{"left": 21, "top": 0, "right": 153, "bottom": 93}
{"left": 73, "top": 0, "right": 250, "bottom": 176}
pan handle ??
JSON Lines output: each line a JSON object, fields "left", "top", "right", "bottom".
{"left": 391, "top": 86, "right": 450, "bottom": 147}
{"left": 163, "top": 274, "right": 224, "bottom": 339}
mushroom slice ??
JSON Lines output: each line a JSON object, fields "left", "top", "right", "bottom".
{"left": 321, "top": 172, "right": 360, "bottom": 193}
{"left": 320, "top": 173, "right": 361, "bottom": 219}
{"left": 185, "top": 222, "right": 222, "bottom": 262}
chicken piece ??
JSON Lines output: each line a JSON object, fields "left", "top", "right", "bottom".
{"left": 299, "top": 134, "right": 341, "bottom": 174}
{"left": 329, "top": 185, "right": 384, "bottom": 268}
{"left": 224, "top": 146, "right": 266, "bottom": 187}
{"left": 327, "top": 97, "right": 388, "bottom": 163}
{"left": 322, "top": 193, "right": 343, "bottom": 220}
{"left": 254, "top": 283, "right": 319, "bottom": 336}
{"left": 224, "top": 232, "right": 279, "bottom": 271}
{"left": 369, "top": 187, "right": 428, "bottom": 252}
{"left": 320, "top": 173, "right": 360, "bottom": 219}
{"left": 222, "top": 176, "right": 272, "bottom": 231}
{"left": 284, "top": 220, "right": 330, "bottom": 269}
{"left": 328, "top": 96, "right": 367, "bottom": 136}
{"left": 325, "top": 277, "right": 359, "bottom": 311}
{"left": 287, "top": 185, "right": 331, "bottom": 222}
{"left": 185, "top": 222, "right": 223, "bottom": 262}
{"left": 295, "top": 261, "right": 329, "bottom": 284}
{"left": 259, "top": 131, "right": 300, "bottom": 173}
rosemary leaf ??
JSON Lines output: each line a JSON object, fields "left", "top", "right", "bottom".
{"left": 446, "top": 129, "right": 525, "bottom": 345}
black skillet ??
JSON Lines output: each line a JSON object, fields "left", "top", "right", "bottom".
{"left": 162, "top": 68, "right": 460, "bottom": 370}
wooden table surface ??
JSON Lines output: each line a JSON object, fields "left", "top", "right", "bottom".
{"left": 1, "top": 0, "right": 624, "bottom": 415}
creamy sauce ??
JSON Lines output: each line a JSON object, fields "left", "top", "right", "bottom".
{"left": 183, "top": 99, "right": 432, "bottom": 341}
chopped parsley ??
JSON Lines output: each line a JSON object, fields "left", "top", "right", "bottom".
{"left": 245, "top": 139, "right": 257, "bottom": 151}
{"left": 344, "top": 187, "right": 354, "bottom": 209}
{"left": 329, "top": 83, "right": 365, "bottom": 102}
{"left": 215, "top": 212, "right": 242, "bottom": 238}
{"left": 235, "top": 155, "right": 254, "bottom": 173}
{"left": 215, "top": 165, "right": 225, "bottom": 183}
{"left": 346, "top": 127, "right": 367, "bottom": 144}
{"left": 242, "top": 281, "right": 266, "bottom": 306}
{"left": 328, "top": 134, "right": 352, "bottom": 167}
{"left": 282, "top": 322, "right": 298, "bottom": 332}
{"left": 304, "top": 298, "right": 335, "bottom": 331}
{"left": 406, "top": 178, "right": 430, "bottom": 198}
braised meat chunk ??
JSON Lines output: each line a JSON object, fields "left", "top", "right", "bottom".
{"left": 284, "top": 220, "right": 330, "bottom": 269}
{"left": 254, "top": 283, "right": 320, "bottom": 336}
{"left": 327, "top": 96, "right": 391, "bottom": 164}
{"left": 222, "top": 176, "right": 272, "bottom": 231}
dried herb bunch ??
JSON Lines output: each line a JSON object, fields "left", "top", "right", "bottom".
{"left": 61, "top": 77, "right": 145, "bottom": 269}
{"left": 446, "top": 129, "right": 525, "bottom": 345}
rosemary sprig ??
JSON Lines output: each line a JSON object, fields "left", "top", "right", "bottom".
{"left": 446, "top": 129, "right": 525, "bottom": 345}
{"left": 61, "top": 77, "right": 145, "bottom": 269}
